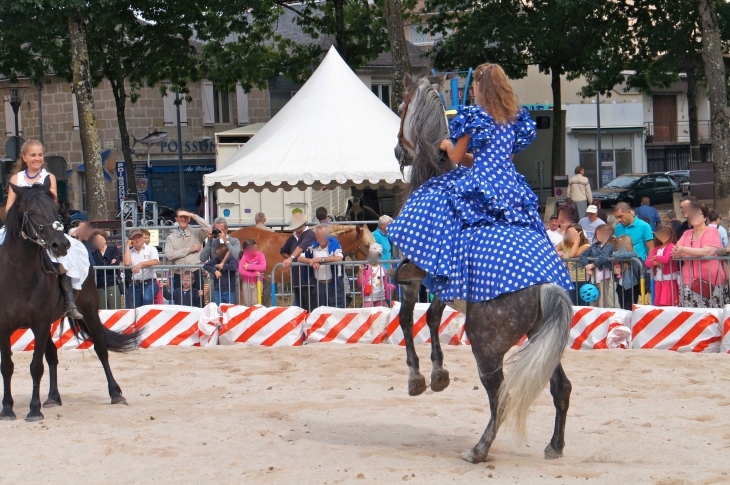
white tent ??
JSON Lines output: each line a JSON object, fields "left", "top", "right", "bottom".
{"left": 203, "top": 46, "right": 405, "bottom": 193}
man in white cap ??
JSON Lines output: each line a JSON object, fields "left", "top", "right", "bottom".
{"left": 280, "top": 212, "right": 316, "bottom": 311}
{"left": 578, "top": 205, "right": 606, "bottom": 242}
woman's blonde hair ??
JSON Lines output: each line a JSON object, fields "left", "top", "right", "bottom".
{"left": 473, "top": 63, "right": 519, "bottom": 125}
{"left": 12, "top": 139, "right": 46, "bottom": 175}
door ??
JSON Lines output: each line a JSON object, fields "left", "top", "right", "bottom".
{"left": 151, "top": 174, "right": 180, "bottom": 210}
{"left": 654, "top": 175, "right": 673, "bottom": 204}
{"left": 633, "top": 175, "right": 655, "bottom": 204}
{"left": 653, "top": 95, "right": 677, "bottom": 143}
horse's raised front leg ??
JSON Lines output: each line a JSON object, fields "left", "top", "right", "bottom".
{"left": 426, "top": 296, "right": 449, "bottom": 392}
{"left": 0, "top": 335, "right": 15, "bottom": 420}
{"left": 27, "top": 326, "right": 50, "bottom": 421}
{"left": 43, "top": 336, "right": 62, "bottom": 408}
{"left": 398, "top": 282, "right": 427, "bottom": 396}
{"left": 545, "top": 363, "right": 571, "bottom": 460}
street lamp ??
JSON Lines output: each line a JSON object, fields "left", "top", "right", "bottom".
{"left": 1, "top": 86, "right": 28, "bottom": 159}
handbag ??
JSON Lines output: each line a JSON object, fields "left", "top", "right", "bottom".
{"left": 690, "top": 277, "right": 716, "bottom": 299}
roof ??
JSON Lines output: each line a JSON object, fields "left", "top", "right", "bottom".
{"left": 366, "top": 43, "right": 431, "bottom": 69}
{"left": 204, "top": 47, "right": 405, "bottom": 192}
{"left": 215, "top": 123, "right": 267, "bottom": 138}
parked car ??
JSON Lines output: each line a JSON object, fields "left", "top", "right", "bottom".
{"left": 592, "top": 173, "right": 684, "bottom": 208}
{"left": 665, "top": 170, "right": 690, "bottom": 194}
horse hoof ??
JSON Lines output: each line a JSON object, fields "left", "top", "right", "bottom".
{"left": 430, "top": 368, "right": 450, "bottom": 392}
{"left": 0, "top": 411, "right": 16, "bottom": 421}
{"left": 544, "top": 444, "right": 563, "bottom": 460}
{"left": 111, "top": 395, "right": 128, "bottom": 405}
{"left": 26, "top": 412, "right": 44, "bottom": 422}
{"left": 460, "top": 449, "right": 485, "bottom": 464}
{"left": 408, "top": 374, "right": 427, "bottom": 396}
{"left": 43, "top": 398, "right": 62, "bottom": 408}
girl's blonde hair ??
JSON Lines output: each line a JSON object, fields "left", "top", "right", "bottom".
{"left": 12, "top": 139, "right": 46, "bottom": 175}
{"left": 594, "top": 223, "right": 613, "bottom": 244}
{"left": 473, "top": 63, "right": 519, "bottom": 125}
{"left": 615, "top": 235, "right": 634, "bottom": 272}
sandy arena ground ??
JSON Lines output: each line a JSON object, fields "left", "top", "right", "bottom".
{"left": 1, "top": 345, "right": 729, "bottom": 485}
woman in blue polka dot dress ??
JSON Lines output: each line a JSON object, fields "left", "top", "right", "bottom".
{"left": 388, "top": 63, "right": 573, "bottom": 302}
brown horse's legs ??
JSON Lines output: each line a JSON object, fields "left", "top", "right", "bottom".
{"left": 43, "top": 337, "right": 62, "bottom": 407}
{"left": 425, "top": 296, "right": 449, "bottom": 392}
{"left": 27, "top": 327, "right": 49, "bottom": 421}
{"left": 545, "top": 363, "right": 571, "bottom": 460}
{"left": 399, "top": 282, "right": 427, "bottom": 396}
{"left": 0, "top": 336, "right": 15, "bottom": 420}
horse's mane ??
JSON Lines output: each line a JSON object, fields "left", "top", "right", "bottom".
{"left": 329, "top": 224, "right": 375, "bottom": 245}
{"left": 406, "top": 77, "right": 454, "bottom": 196}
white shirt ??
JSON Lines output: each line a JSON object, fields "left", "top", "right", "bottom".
{"left": 578, "top": 216, "right": 606, "bottom": 242}
{"left": 312, "top": 246, "right": 332, "bottom": 281}
{"left": 546, "top": 229, "right": 564, "bottom": 247}
{"left": 129, "top": 243, "right": 159, "bottom": 281}
{"left": 368, "top": 264, "right": 386, "bottom": 300}
{"left": 17, "top": 168, "right": 50, "bottom": 187}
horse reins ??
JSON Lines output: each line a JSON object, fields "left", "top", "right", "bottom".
{"left": 397, "top": 94, "right": 415, "bottom": 152}
{"left": 21, "top": 211, "right": 64, "bottom": 249}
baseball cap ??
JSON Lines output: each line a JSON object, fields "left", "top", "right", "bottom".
{"left": 549, "top": 213, "right": 558, "bottom": 220}
{"left": 586, "top": 205, "right": 598, "bottom": 214}
{"left": 128, "top": 228, "right": 143, "bottom": 238}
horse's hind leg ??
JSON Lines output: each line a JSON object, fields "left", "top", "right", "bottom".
{"left": 399, "top": 282, "right": 427, "bottom": 396}
{"left": 80, "top": 313, "right": 126, "bottom": 405}
{"left": 27, "top": 328, "right": 50, "bottom": 421}
{"left": 0, "top": 336, "right": 16, "bottom": 420}
{"left": 43, "top": 337, "right": 62, "bottom": 407}
{"left": 544, "top": 363, "right": 571, "bottom": 460}
{"left": 426, "top": 297, "right": 449, "bottom": 392}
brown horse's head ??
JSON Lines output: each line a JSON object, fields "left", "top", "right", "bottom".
{"left": 329, "top": 224, "right": 375, "bottom": 261}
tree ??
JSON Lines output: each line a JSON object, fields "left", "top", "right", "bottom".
{"left": 383, "top": 0, "right": 411, "bottom": 107}
{"left": 423, "top": 0, "right": 632, "bottom": 179}
{"left": 697, "top": 0, "right": 730, "bottom": 214}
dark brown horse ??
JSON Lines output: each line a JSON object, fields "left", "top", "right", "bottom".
{"left": 0, "top": 179, "right": 137, "bottom": 422}
{"left": 392, "top": 74, "right": 572, "bottom": 463}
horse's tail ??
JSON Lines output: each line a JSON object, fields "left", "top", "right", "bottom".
{"left": 64, "top": 316, "right": 140, "bottom": 352}
{"left": 497, "top": 283, "right": 571, "bottom": 443}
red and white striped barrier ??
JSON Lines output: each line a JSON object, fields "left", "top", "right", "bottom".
{"left": 720, "top": 306, "right": 730, "bottom": 354}
{"left": 135, "top": 305, "right": 202, "bottom": 348}
{"left": 631, "top": 305, "right": 722, "bottom": 353}
{"left": 218, "top": 305, "right": 306, "bottom": 347}
{"left": 568, "top": 307, "right": 632, "bottom": 350}
{"left": 55, "top": 309, "right": 136, "bottom": 350}
{"left": 305, "top": 307, "right": 391, "bottom": 344}
{"left": 198, "top": 304, "right": 224, "bottom": 347}
{"left": 385, "top": 302, "right": 466, "bottom": 346}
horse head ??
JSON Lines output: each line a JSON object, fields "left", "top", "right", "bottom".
{"left": 7, "top": 176, "right": 69, "bottom": 257}
{"left": 396, "top": 73, "right": 455, "bottom": 196}
{"left": 346, "top": 198, "right": 365, "bottom": 221}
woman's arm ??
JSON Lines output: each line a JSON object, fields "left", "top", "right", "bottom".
{"left": 439, "top": 137, "right": 470, "bottom": 164}
{"left": 5, "top": 174, "right": 18, "bottom": 210}
{"left": 676, "top": 245, "right": 717, "bottom": 257}
{"left": 568, "top": 243, "right": 589, "bottom": 258}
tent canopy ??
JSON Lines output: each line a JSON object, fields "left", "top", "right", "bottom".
{"left": 204, "top": 46, "right": 406, "bottom": 192}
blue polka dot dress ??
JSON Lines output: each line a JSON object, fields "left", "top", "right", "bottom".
{"left": 388, "top": 105, "right": 574, "bottom": 302}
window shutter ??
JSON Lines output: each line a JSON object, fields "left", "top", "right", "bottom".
{"left": 72, "top": 93, "right": 80, "bottom": 130}
{"left": 4, "top": 97, "right": 23, "bottom": 136}
{"left": 163, "top": 84, "right": 188, "bottom": 126}
{"left": 202, "top": 80, "right": 215, "bottom": 125}
{"left": 236, "top": 83, "right": 250, "bottom": 125}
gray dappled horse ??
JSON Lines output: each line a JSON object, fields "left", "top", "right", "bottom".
{"left": 392, "top": 74, "right": 573, "bottom": 463}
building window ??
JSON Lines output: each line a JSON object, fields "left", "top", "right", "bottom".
{"left": 268, "top": 77, "right": 303, "bottom": 117}
{"left": 408, "top": 23, "right": 445, "bottom": 46}
{"left": 372, "top": 84, "right": 391, "bottom": 108}
{"left": 579, "top": 148, "right": 633, "bottom": 188}
{"left": 213, "top": 87, "right": 230, "bottom": 124}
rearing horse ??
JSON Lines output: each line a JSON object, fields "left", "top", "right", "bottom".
{"left": 392, "top": 74, "right": 573, "bottom": 463}
{"left": 0, "top": 178, "right": 137, "bottom": 422}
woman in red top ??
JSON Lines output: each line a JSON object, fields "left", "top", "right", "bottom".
{"left": 645, "top": 224, "right": 679, "bottom": 306}
{"left": 672, "top": 202, "right": 727, "bottom": 307}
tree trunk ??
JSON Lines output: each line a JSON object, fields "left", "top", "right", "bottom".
{"left": 685, "top": 63, "right": 701, "bottom": 163}
{"left": 334, "top": 0, "right": 347, "bottom": 64}
{"left": 550, "top": 67, "right": 564, "bottom": 179}
{"left": 383, "top": 0, "right": 411, "bottom": 108}
{"left": 109, "top": 74, "right": 139, "bottom": 202}
{"left": 69, "top": 14, "right": 107, "bottom": 220}
{"left": 697, "top": 0, "right": 730, "bottom": 213}
{"left": 383, "top": 0, "right": 411, "bottom": 215}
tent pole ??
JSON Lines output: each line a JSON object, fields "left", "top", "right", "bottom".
{"left": 204, "top": 185, "right": 210, "bottom": 223}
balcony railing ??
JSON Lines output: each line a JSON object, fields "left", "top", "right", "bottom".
{"left": 645, "top": 121, "right": 711, "bottom": 144}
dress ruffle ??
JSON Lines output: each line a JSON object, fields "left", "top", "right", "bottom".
{"left": 513, "top": 107, "right": 537, "bottom": 153}
{"left": 449, "top": 105, "right": 496, "bottom": 151}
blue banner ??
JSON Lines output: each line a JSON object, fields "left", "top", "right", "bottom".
{"left": 116, "top": 161, "right": 126, "bottom": 213}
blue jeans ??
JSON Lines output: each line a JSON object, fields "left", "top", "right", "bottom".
{"left": 213, "top": 291, "right": 237, "bottom": 306}
{"left": 126, "top": 280, "right": 158, "bottom": 309}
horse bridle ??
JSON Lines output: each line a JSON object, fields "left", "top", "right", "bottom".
{"left": 21, "top": 211, "right": 64, "bottom": 249}
{"left": 396, "top": 94, "right": 415, "bottom": 175}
